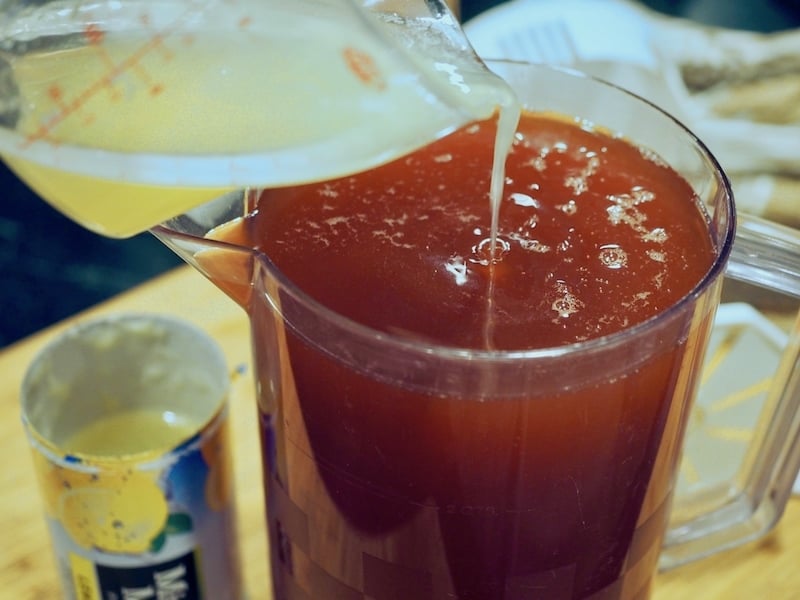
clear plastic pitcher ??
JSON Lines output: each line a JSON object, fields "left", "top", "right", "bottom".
{"left": 0, "top": 0, "right": 512, "bottom": 237}
{"left": 152, "top": 62, "right": 800, "bottom": 598}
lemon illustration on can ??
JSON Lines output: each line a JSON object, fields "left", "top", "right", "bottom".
{"left": 56, "top": 467, "right": 169, "bottom": 554}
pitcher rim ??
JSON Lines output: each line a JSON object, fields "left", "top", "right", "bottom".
{"left": 154, "top": 62, "right": 737, "bottom": 364}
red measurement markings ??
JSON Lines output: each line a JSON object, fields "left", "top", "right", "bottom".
{"left": 82, "top": 23, "right": 105, "bottom": 45}
{"left": 21, "top": 9, "right": 195, "bottom": 147}
{"left": 131, "top": 55, "right": 167, "bottom": 97}
{"left": 23, "top": 34, "right": 167, "bottom": 146}
{"left": 83, "top": 23, "right": 122, "bottom": 113}
{"left": 53, "top": 78, "right": 99, "bottom": 128}
{"left": 22, "top": 7, "right": 253, "bottom": 145}
{"left": 47, "top": 84, "right": 65, "bottom": 105}
{"left": 343, "top": 47, "right": 386, "bottom": 90}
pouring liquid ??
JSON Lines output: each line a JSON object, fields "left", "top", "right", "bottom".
{"left": 0, "top": 1, "right": 518, "bottom": 237}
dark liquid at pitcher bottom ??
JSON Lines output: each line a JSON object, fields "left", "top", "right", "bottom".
{"left": 209, "top": 112, "right": 717, "bottom": 599}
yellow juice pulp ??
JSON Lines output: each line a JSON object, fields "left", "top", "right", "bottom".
{"left": 61, "top": 408, "right": 200, "bottom": 457}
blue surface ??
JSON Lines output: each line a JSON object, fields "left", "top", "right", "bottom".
{"left": 0, "top": 166, "right": 181, "bottom": 347}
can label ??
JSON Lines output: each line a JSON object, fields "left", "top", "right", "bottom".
{"left": 70, "top": 549, "right": 201, "bottom": 600}
{"left": 32, "top": 409, "right": 240, "bottom": 600}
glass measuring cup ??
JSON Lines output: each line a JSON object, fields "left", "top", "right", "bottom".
{"left": 0, "top": 0, "right": 512, "bottom": 237}
{"left": 152, "top": 61, "right": 800, "bottom": 598}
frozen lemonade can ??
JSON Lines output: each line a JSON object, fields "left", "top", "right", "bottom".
{"left": 20, "top": 314, "right": 241, "bottom": 599}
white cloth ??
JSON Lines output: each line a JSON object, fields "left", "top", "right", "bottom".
{"left": 465, "top": 0, "right": 800, "bottom": 228}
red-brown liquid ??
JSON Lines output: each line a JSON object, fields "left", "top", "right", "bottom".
{"left": 210, "top": 113, "right": 718, "bottom": 599}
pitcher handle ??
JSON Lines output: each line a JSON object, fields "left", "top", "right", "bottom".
{"left": 660, "top": 213, "right": 800, "bottom": 569}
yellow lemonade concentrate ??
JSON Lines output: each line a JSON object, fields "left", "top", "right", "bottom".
{"left": 60, "top": 408, "right": 200, "bottom": 456}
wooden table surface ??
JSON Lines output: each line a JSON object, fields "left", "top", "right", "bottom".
{"left": 1, "top": 266, "right": 798, "bottom": 599}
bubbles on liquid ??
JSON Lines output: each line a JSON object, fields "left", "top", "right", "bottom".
{"left": 606, "top": 205, "right": 626, "bottom": 226}
{"left": 630, "top": 187, "right": 654, "bottom": 205}
{"left": 520, "top": 214, "right": 539, "bottom": 230}
{"left": 529, "top": 157, "right": 547, "bottom": 171}
{"left": 317, "top": 184, "right": 339, "bottom": 198}
{"left": 382, "top": 213, "right": 409, "bottom": 227}
{"left": 638, "top": 145, "right": 669, "bottom": 168}
{"left": 470, "top": 237, "right": 510, "bottom": 265}
{"left": 507, "top": 232, "right": 550, "bottom": 253}
{"left": 505, "top": 211, "right": 550, "bottom": 253}
{"left": 445, "top": 255, "right": 468, "bottom": 286}
{"left": 325, "top": 215, "right": 352, "bottom": 229}
{"left": 643, "top": 227, "right": 668, "bottom": 244}
{"left": 550, "top": 281, "right": 584, "bottom": 320}
{"left": 598, "top": 244, "right": 628, "bottom": 270}
{"left": 621, "top": 291, "right": 653, "bottom": 311}
{"left": 457, "top": 212, "right": 482, "bottom": 224}
{"left": 564, "top": 155, "right": 600, "bottom": 196}
{"left": 434, "top": 153, "right": 453, "bottom": 163}
{"left": 371, "top": 229, "right": 414, "bottom": 249}
{"left": 606, "top": 187, "right": 655, "bottom": 233}
{"left": 557, "top": 199, "right": 578, "bottom": 215}
{"left": 524, "top": 146, "right": 551, "bottom": 172}
{"left": 565, "top": 176, "right": 588, "bottom": 196}
{"left": 465, "top": 123, "right": 481, "bottom": 135}
{"left": 647, "top": 249, "right": 666, "bottom": 263}
{"left": 510, "top": 192, "right": 538, "bottom": 208}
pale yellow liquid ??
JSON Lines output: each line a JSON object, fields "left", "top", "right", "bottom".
{"left": 0, "top": 1, "right": 517, "bottom": 237}
{"left": 61, "top": 408, "right": 199, "bottom": 456}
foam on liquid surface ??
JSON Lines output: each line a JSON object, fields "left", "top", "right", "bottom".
{"left": 217, "top": 112, "right": 713, "bottom": 351}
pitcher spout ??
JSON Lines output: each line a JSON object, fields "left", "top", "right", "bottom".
{"left": 152, "top": 190, "right": 258, "bottom": 309}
